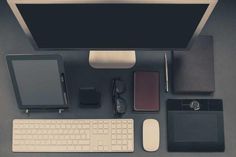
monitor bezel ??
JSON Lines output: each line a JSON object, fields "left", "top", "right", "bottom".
{"left": 7, "top": 0, "right": 218, "bottom": 51}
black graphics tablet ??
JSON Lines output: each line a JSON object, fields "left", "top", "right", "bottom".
{"left": 167, "top": 99, "right": 225, "bottom": 152}
{"left": 6, "top": 54, "right": 68, "bottom": 109}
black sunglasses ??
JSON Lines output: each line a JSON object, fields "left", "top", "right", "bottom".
{"left": 112, "top": 78, "right": 127, "bottom": 116}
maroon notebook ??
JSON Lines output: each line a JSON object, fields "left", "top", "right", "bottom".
{"left": 134, "top": 72, "right": 160, "bottom": 111}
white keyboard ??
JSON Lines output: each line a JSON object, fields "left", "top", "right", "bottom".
{"left": 12, "top": 119, "right": 134, "bottom": 152}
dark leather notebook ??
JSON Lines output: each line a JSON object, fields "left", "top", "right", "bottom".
{"left": 134, "top": 72, "right": 160, "bottom": 111}
{"left": 167, "top": 99, "right": 225, "bottom": 152}
{"left": 173, "top": 35, "right": 215, "bottom": 93}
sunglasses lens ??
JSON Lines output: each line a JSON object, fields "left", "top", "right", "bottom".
{"left": 114, "top": 80, "right": 126, "bottom": 94}
{"left": 115, "top": 98, "right": 126, "bottom": 114}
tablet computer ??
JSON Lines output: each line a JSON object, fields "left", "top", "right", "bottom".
{"left": 6, "top": 54, "right": 68, "bottom": 109}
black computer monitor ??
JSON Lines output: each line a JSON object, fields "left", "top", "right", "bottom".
{"left": 8, "top": 0, "right": 217, "bottom": 50}
{"left": 7, "top": 0, "right": 217, "bottom": 68}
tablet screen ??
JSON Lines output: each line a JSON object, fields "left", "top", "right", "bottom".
{"left": 12, "top": 59, "right": 64, "bottom": 106}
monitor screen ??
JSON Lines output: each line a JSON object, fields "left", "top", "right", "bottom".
{"left": 14, "top": 3, "right": 210, "bottom": 49}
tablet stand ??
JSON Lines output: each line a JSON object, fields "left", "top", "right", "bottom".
{"left": 25, "top": 109, "right": 30, "bottom": 114}
{"left": 23, "top": 108, "right": 66, "bottom": 115}
{"left": 58, "top": 109, "right": 65, "bottom": 114}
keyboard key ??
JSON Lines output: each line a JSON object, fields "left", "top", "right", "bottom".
{"left": 112, "top": 145, "right": 122, "bottom": 151}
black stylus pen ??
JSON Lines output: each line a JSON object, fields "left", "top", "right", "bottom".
{"left": 164, "top": 53, "right": 169, "bottom": 93}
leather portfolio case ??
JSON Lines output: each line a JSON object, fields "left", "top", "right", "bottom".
{"left": 173, "top": 35, "right": 215, "bottom": 93}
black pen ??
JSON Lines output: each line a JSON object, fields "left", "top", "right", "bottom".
{"left": 164, "top": 53, "right": 169, "bottom": 93}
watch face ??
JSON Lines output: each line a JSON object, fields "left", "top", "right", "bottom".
{"left": 190, "top": 100, "right": 200, "bottom": 111}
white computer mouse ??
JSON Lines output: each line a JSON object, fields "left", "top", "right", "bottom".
{"left": 143, "top": 119, "right": 160, "bottom": 152}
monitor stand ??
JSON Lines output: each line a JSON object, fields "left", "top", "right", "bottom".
{"left": 89, "top": 50, "right": 136, "bottom": 69}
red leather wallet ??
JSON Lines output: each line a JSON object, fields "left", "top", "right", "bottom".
{"left": 134, "top": 71, "right": 160, "bottom": 111}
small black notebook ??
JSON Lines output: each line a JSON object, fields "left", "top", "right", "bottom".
{"left": 167, "top": 99, "right": 225, "bottom": 152}
{"left": 173, "top": 35, "right": 215, "bottom": 93}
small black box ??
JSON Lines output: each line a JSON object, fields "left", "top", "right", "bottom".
{"left": 79, "top": 88, "right": 101, "bottom": 108}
